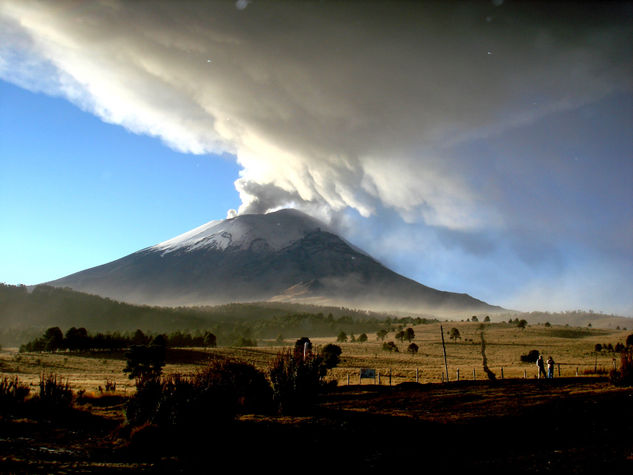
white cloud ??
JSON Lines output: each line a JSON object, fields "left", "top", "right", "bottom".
{"left": 2, "top": 1, "right": 629, "bottom": 230}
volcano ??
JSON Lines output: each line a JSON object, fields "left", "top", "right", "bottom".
{"left": 46, "top": 209, "right": 501, "bottom": 314}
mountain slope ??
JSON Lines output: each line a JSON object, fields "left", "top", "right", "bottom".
{"left": 46, "top": 209, "right": 502, "bottom": 314}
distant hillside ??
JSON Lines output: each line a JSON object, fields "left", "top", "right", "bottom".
{"left": 2, "top": 284, "right": 628, "bottom": 346}
{"left": 0, "top": 284, "right": 404, "bottom": 346}
{"left": 483, "top": 309, "right": 632, "bottom": 330}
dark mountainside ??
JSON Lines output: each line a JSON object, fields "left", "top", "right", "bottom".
{"left": 45, "top": 209, "right": 501, "bottom": 315}
{"left": 0, "top": 283, "right": 403, "bottom": 345}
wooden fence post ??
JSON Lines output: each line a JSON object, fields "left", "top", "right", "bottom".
{"left": 416, "top": 368, "right": 419, "bottom": 383}
{"left": 558, "top": 364, "right": 561, "bottom": 377}
{"left": 389, "top": 369, "right": 392, "bottom": 386}
{"left": 378, "top": 371, "right": 381, "bottom": 385}
{"left": 576, "top": 367, "right": 579, "bottom": 377}
{"left": 523, "top": 369, "right": 527, "bottom": 379}
{"left": 473, "top": 368, "right": 476, "bottom": 380}
{"left": 456, "top": 368, "right": 460, "bottom": 381}
{"left": 440, "top": 325, "right": 449, "bottom": 382}
{"left": 500, "top": 367, "right": 504, "bottom": 379}
{"left": 347, "top": 374, "right": 350, "bottom": 386}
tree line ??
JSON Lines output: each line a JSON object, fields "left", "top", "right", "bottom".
{"left": 0, "top": 283, "right": 416, "bottom": 346}
{"left": 19, "top": 327, "right": 217, "bottom": 353}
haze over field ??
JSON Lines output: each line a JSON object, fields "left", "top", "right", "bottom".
{"left": 1, "top": 1, "right": 632, "bottom": 315}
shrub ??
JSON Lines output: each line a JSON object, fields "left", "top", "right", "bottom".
{"left": 321, "top": 344, "right": 342, "bottom": 369}
{"left": 449, "top": 328, "right": 461, "bottom": 342}
{"left": 407, "top": 343, "right": 419, "bottom": 354}
{"left": 269, "top": 349, "right": 325, "bottom": 414}
{"left": 123, "top": 344, "right": 166, "bottom": 384}
{"left": 610, "top": 348, "right": 633, "bottom": 386}
{"left": 382, "top": 341, "right": 399, "bottom": 352}
{"left": 37, "top": 373, "right": 73, "bottom": 409}
{"left": 520, "top": 349, "right": 540, "bottom": 363}
{"left": 233, "top": 336, "right": 257, "bottom": 347}
{"left": 294, "top": 337, "right": 313, "bottom": 358}
{"left": 207, "top": 359, "right": 273, "bottom": 414}
{"left": 0, "top": 375, "right": 30, "bottom": 412}
{"left": 126, "top": 358, "right": 272, "bottom": 428}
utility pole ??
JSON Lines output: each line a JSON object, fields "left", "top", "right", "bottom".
{"left": 440, "top": 325, "right": 449, "bottom": 382}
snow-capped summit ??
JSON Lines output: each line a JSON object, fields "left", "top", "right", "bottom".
{"left": 151, "top": 209, "right": 328, "bottom": 254}
{"left": 46, "top": 208, "right": 501, "bottom": 314}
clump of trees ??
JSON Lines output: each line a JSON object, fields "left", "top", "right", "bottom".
{"left": 19, "top": 327, "right": 217, "bottom": 353}
{"left": 395, "top": 328, "right": 415, "bottom": 343}
{"left": 595, "top": 334, "right": 633, "bottom": 354}
{"left": 506, "top": 318, "right": 528, "bottom": 328}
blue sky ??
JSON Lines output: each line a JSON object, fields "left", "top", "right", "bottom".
{"left": 0, "top": 80, "right": 241, "bottom": 284}
{"left": 0, "top": 1, "right": 631, "bottom": 315}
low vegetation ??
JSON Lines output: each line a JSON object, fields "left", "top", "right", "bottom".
{"left": 610, "top": 348, "right": 633, "bottom": 386}
{"left": 2, "top": 322, "right": 633, "bottom": 472}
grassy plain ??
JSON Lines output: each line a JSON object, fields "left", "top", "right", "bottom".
{"left": 1, "top": 321, "right": 629, "bottom": 392}
{"left": 1, "top": 321, "right": 632, "bottom": 473}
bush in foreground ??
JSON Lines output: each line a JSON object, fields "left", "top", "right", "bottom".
{"left": 269, "top": 348, "right": 326, "bottom": 414}
{"left": 126, "top": 358, "right": 272, "bottom": 429}
{"left": 0, "top": 375, "right": 30, "bottom": 413}
{"left": 610, "top": 348, "right": 633, "bottom": 387}
{"left": 37, "top": 373, "right": 73, "bottom": 409}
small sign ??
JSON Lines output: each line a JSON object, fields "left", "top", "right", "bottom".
{"left": 360, "top": 368, "right": 376, "bottom": 379}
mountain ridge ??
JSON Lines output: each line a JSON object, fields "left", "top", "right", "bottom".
{"left": 45, "top": 209, "right": 503, "bottom": 315}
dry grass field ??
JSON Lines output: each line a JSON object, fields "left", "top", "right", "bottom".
{"left": 0, "top": 321, "right": 632, "bottom": 473}
{"left": 1, "top": 321, "right": 628, "bottom": 391}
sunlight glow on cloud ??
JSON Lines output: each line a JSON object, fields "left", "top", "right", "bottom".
{"left": 2, "top": 1, "right": 629, "bottom": 230}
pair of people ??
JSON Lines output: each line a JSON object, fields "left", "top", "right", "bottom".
{"left": 537, "top": 354, "right": 555, "bottom": 378}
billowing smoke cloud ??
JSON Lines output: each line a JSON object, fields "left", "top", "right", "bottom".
{"left": 2, "top": 1, "right": 629, "bottom": 225}
{"left": 1, "top": 1, "right": 632, "bottom": 313}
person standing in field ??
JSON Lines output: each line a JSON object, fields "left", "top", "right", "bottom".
{"left": 537, "top": 354, "right": 546, "bottom": 379}
{"left": 547, "top": 356, "right": 555, "bottom": 379}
